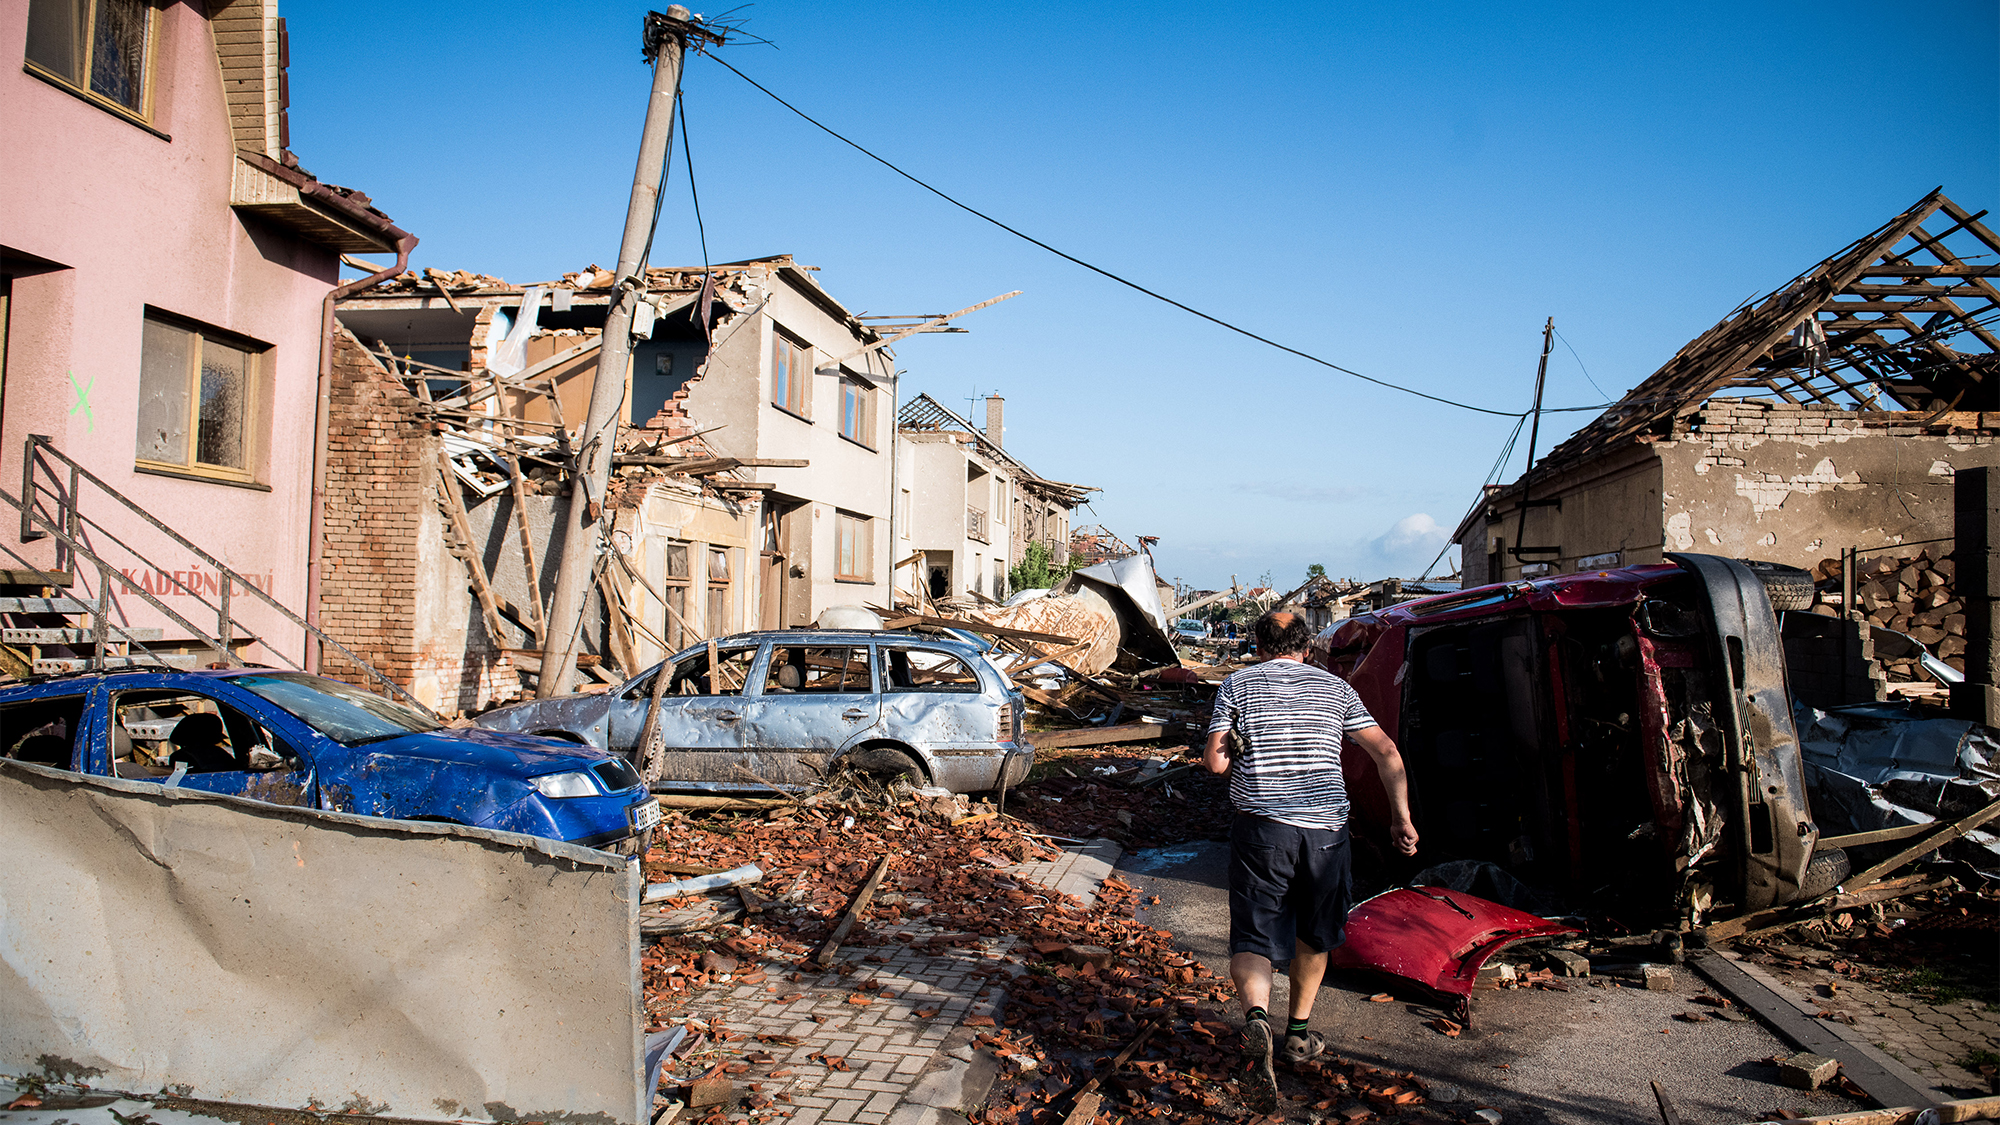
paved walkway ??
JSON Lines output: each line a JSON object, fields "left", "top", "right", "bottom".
{"left": 654, "top": 837, "right": 1124, "bottom": 1124}
{"left": 1724, "top": 951, "right": 1998, "bottom": 1101}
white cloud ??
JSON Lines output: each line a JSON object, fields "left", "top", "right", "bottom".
{"left": 1364, "top": 513, "right": 1450, "bottom": 574}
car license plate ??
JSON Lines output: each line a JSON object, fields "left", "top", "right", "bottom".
{"left": 631, "top": 799, "right": 663, "bottom": 832}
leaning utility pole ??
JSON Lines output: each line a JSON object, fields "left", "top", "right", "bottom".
{"left": 538, "top": 7, "right": 700, "bottom": 697}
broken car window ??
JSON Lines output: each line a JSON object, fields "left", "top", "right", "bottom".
{"left": 234, "top": 673, "right": 439, "bottom": 746}
{"left": 880, "top": 647, "right": 982, "bottom": 693}
{"left": 664, "top": 646, "right": 757, "bottom": 696}
{"left": 110, "top": 690, "right": 301, "bottom": 777}
{"left": 764, "top": 646, "right": 871, "bottom": 694}
{"left": 0, "top": 694, "right": 85, "bottom": 769}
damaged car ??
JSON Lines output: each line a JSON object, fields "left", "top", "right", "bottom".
{"left": 1316, "top": 553, "right": 1839, "bottom": 924}
{"left": 0, "top": 668, "right": 661, "bottom": 854}
{"left": 474, "top": 629, "right": 1030, "bottom": 795}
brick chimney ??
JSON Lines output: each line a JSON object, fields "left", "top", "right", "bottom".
{"left": 985, "top": 395, "right": 1004, "bottom": 447}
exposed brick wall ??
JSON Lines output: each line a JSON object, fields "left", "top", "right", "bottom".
{"left": 318, "top": 330, "right": 424, "bottom": 690}
{"left": 318, "top": 328, "right": 521, "bottom": 712}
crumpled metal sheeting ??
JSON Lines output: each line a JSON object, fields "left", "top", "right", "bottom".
{"left": 0, "top": 761, "right": 645, "bottom": 1124}
{"left": 1796, "top": 703, "right": 2000, "bottom": 864}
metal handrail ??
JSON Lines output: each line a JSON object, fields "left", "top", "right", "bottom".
{"left": 9, "top": 437, "right": 432, "bottom": 713}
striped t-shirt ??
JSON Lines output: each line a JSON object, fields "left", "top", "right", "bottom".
{"left": 1206, "top": 657, "right": 1376, "bottom": 831}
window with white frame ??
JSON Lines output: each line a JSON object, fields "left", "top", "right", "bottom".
{"left": 705, "top": 547, "right": 732, "bottom": 639}
{"left": 771, "top": 329, "right": 810, "bottom": 417}
{"left": 836, "top": 511, "right": 871, "bottom": 582}
{"left": 135, "top": 313, "right": 265, "bottom": 482}
{"left": 24, "top": 0, "right": 155, "bottom": 118}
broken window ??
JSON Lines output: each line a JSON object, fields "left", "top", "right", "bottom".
{"left": 763, "top": 646, "right": 870, "bottom": 694}
{"left": 838, "top": 371, "right": 874, "bottom": 447}
{"left": 0, "top": 694, "right": 85, "bottom": 768}
{"left": 880, "top": 647, "right": 981, "bottom": 693}
{"left": 24, "top": 0, "right": 154, "bottom": 117}
{"left": 836, "top": 511, "right": 871, "bottom": 582}
{"left": 136, "top": 312, "right": 264, "bottom": 481}
{"left": 771, "top": 329, "right": 810, "bottom": 417}
{"left": 666, "top": 645, "right": 756, "bottom": 696}
{"left": 111, "top": 689, "right": 302, "bottom": 787}
{"left": 705, "top": 547, "right": 732, "bottom": 639}
{"left": 662, "top": 540, "right": 691, "bottom": 650}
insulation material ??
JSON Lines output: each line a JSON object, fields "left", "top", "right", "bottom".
{"left": 964, "top": 593, "right": 1119, "bottom": 674}
{"left": 0, "top": 761, "right": 645, "bottom": 1124}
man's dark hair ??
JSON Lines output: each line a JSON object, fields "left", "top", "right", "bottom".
{"left": 1254, "top": 611, "right": 1313, "bottom": 657}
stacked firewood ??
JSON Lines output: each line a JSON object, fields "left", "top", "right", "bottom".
{"left": 1815, "top": 549, "right": 1965, "bottom": 677}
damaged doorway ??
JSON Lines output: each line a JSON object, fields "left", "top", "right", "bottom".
{"left": 766, "top": 498, "right": 811, "bottom": 629}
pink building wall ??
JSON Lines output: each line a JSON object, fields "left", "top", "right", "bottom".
{"left": 0, "top": 0, "right": 339, "bottom": 664}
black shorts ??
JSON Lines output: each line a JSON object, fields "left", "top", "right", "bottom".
{"left": 1227, "top": 814, "right": 1353, "bottom": 963}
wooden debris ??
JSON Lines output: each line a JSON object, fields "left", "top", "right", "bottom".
{"left": 1029, "top": 722, "right": 1167, "bottom": 750}
{"left": 813, "top": 854, "right": 892, "bottom": 968}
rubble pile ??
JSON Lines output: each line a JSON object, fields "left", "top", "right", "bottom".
{"left": 1010, "top": 746, "right": 1231, "bottom": 849}
{"left": 634, "top": 779, "right": 1478, "bottom": 1124}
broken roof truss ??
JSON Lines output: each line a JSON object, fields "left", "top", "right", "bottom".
{"left": 1538, "top": 189, "right": 2000, "bottom": 475}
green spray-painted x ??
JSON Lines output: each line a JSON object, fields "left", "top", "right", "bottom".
{"left": 69, "top": 370, "right": 93, "bottom": 431}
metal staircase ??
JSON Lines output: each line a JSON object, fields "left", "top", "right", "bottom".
{"left": 0, "top": 435, "right": 425, "bottom": 711}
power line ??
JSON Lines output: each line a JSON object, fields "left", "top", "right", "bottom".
{"left": 700, "top": 49, "right": 1529, "bottom": 419}
{"left": 1552, "top": 327, "right": 1613, "bottom": 401}
{"left": 680, "top": 92, "right": 712, "bottom": 270}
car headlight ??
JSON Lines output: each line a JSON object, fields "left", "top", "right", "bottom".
{"left": 531, "top": 771, "right": 599, "bottom": 798}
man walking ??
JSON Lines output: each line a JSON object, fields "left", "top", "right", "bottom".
{"left": 1203, "top": 610, "right": 1418, "bottom": 1106}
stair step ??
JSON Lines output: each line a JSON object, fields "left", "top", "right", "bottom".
{"left": 3, "top": 627, "right": 165, "bottom": 645}
{"left": 32, "top": 653, "right": 204, "bottom": 675}
{"left": 0, "top": 569, "right": 73, "bottom": 588}
{"left": 0, "top": 597, "right": 91, "bottom": 615}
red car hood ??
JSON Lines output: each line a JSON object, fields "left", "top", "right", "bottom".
{"left": 1328, "top": 886, "right": 1579, "bottom": 1022}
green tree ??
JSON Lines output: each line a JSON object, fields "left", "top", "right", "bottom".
{"left": 1306, "top": 563, "right": 1327, "bottom": 582}
{"left": 1008, "top": 541, "right": 1077, "bottom": 593}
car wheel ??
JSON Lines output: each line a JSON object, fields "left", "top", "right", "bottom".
{"left": 1799, "top": 845, "right": 1851, "bottom": 901}
{"left": 845, "top": 744, "right": 927, "bottom": 785}
{"left": 1739, "top": 559, "right": 1817, "bottom": 613}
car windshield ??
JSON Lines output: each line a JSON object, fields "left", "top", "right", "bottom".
{"left": 233, "top": 673, "right": 440, "bottom": 746}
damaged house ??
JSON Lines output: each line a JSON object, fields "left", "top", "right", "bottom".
{"left": 0, "top": 0, "right": 410, "bottom": 674}
{"left": 893, "top": 393, "right": 1096, "bottom": 604}
{"left": 326, "top": 257, "right": 909, "bottom": 711}
{"left": 1458, "top": 189, "right": 2000, "bottom": 590}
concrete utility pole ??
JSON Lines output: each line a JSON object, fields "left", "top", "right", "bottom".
{"left": 539, "top": 7, "right": 696, "bottom": 697}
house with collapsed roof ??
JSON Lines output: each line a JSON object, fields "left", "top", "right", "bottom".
{"left": 324, "top": 258, "right": 925, "bottom": 710}
{"left": 1456, "top": 190, "right": 2000, "bottom": 589}
{"left": 0, "top": 0, "right": 410, "bottom": 674}
{"left": 893, "top": 393, "right": 1096, "bottom": 604}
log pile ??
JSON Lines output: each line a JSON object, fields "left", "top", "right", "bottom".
{"left": 1815, "top": 549, "right": 1966, "bottom": 679}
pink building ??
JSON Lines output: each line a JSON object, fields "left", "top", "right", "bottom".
{"left": 0, "top": 0, "right": 409, "bottom": 670}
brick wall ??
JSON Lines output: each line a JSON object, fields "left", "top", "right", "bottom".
{"left": 319, "top": 328, "right": 521, "bottom": 713}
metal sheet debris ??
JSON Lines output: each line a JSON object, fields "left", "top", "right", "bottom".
{"left": 0, "top": 760, "right": 645, "bottom": 1124}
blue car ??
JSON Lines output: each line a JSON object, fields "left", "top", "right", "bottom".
{"left": 0, "top": 668, "right": 660, "bottom": 854}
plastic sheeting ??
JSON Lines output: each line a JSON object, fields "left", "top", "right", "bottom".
{"left": 0, "top": 760, "right": 646, "bottom": 1124}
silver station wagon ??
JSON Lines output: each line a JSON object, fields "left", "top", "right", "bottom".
{"left": 474, "top": 630, "right": 1032, "bottom": 795}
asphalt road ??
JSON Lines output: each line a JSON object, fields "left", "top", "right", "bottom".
{"left": 1118, "top": 840, "right": 1872, "bottom": 1125}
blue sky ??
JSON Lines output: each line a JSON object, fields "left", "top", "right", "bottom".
{"left": 285, "top": 1, "right": 1999, "bottom": 592}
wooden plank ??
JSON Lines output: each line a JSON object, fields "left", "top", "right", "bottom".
{"left": 814, "top": 854, "right": 892, "bottom": 968}
{"left": 1720, "top": 1095, "right": 2000, "bottom": 1124}
{"left": 434, "top": 451, "right": 509, "bottom": 645}
{"left": 596, "top": 562, "right": 639, "bottom": 679}
{"left": 505, "top": 456, "right": 546, "bottom": 645}
{"left": 1011, "top": 640, "right": 1095, "bottom": 682}
{"left": 879, "top": 613, "right": 1079, "bottom": 646}
{"left": 1846, "top": 796, "right": 2000, "bottom": 891}
{"left": 830, "top": 291, "right": 1021, "bottom": 364}
{"left": 1029, "top": 722, "right": 1166, "bottom": 750}
{"left": 1819, "top": 822, "right": 1936, "bottom": 849}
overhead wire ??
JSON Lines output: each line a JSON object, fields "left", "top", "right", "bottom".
{"left": 698, "top": 48, "right": 1533, "bottom": 419}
